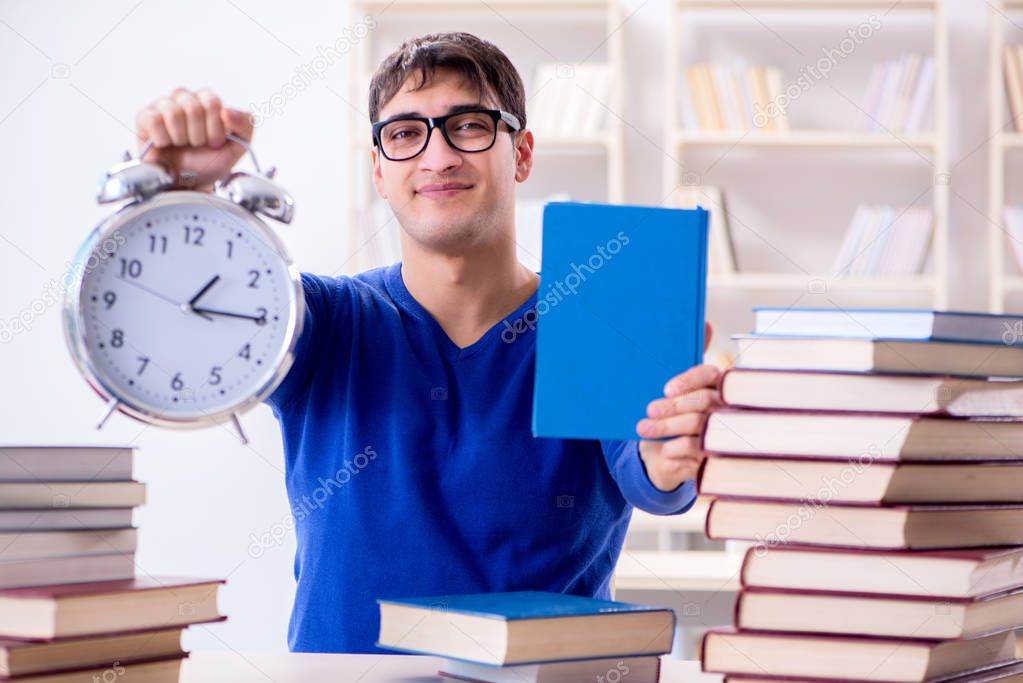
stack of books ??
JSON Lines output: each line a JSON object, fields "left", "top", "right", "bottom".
{"left": 0, "top": 445, "right": 224, "bottom": 682}
{"left": 698, "top": 308, "right": 1023, "bottom": 683}
{"left": 855, "top": 52, "right": 935, "bottom": 134}
{"left": 376, "top": 591, "right": 675, "bottom": 682}
{"left": 679, "top": 62, "right": 790, "bottom": 134}
{"left": 832, "top": 204, "right": 933, "bottom": 277}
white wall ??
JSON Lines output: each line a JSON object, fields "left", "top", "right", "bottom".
{"left": 0, "top": 0, "right": 993, "bottom": 650}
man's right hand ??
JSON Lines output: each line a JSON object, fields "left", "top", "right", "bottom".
{"left": 135, "top": 87, "right": 254, "bottom": 192}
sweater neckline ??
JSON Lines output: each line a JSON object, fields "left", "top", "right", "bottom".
{"left": 383, "top": 262, "right": 538, "bottom": 360}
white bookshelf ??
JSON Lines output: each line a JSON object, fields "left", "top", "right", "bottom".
{"left": 988, "top": 0, "right": 1023, "bottom": 311}
{"left": 343, "top": 0, "right": 627, "bottom": 274}
{"left": 664, "top": 0, "right": 951, "bottom": 307}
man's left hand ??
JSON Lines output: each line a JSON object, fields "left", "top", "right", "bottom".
{"left": 636, "top": 321, "right": 722, "bottom": 492}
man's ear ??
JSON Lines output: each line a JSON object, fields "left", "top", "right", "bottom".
{"left": 514, "top": 129, "right": 534, "bottom": 183}
{"left": 371, "top": 145, "right": 387, "bottom": 199}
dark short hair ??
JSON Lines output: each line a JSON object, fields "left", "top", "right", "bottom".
{"left": 367, "top": 31, "right": 527, "bottom": 131}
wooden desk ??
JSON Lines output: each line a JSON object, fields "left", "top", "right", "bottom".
{"left": 180, "top": 651, "right": 722, "bottom": 682}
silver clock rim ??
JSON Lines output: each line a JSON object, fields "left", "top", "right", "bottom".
{"left": 62, "top": 191, "right": 305, "bottom": 429}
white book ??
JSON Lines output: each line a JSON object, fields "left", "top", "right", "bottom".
{"left": 764, "top": 67, "right": 790, "bottom": 132}
{"left": 712, "top": 64, "right": 741, "bottom": 132}
{"left": 580, "top": 63, "right": 610, "bottom": 135}
{"left": 832, "top": 205, "right": 870, "bottom": 276}
{"left": 874, "top": 58, "right": 902, "bottom": 131}
{"left": 1006, "top": 206, "right": 1023, "bottom": 273}
{"left": 558, "top": 63, "right": 587, "bottom": 137}
{"left": 904, "top": 56, "right": 935, "bottom": 134}
{"left": 678, "top": 74, "right": 699, "bottom": 131}
{"left": 735, "top": 59, "right": 756, "bottom": 129}
{"left": 890, "top": 52, "right": 922, "bottom": 131}
{"left": 865, "top": 205, "right": 895, "bottom": 275}
{"left": 528, "top": 63, "right": 559, "bottom": 136}
{"left": 857, "top": 63, "right": 886, "bottom": 130}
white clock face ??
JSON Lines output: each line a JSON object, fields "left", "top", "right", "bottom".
{"left": 74, "top": 196, "right": 299, "bottom": 421}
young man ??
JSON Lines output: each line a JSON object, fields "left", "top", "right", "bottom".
{"left": 135, "top": 31, "right": 720, "bottom": 654}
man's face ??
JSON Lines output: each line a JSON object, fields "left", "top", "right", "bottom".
{"left": 371, "top": 68, "right": 533, "bottom": 253}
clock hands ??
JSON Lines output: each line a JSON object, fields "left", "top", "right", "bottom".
{"left": 187, "top": 274, "right": 220, "bottom": 307}
{"left": 115, "top": 272, "right": 264, "bottom": 324}
{"left": 191, "top": 306, "right": 267, "bottom": 324}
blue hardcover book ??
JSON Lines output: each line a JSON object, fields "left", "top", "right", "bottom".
{"left": 377, "top": 591, "right": 675, "bottom": 665}
{"left": 753, "top": 307, "right": 1023, "bottom": 345}
{"left": 532, "top": 201, "right": 709, "bottom": 441}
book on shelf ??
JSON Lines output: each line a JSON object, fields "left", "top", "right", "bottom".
{"left": 438, "top": 655, "right": 660, "bottom": 683}
{"left": 700, "top": 455, "right": 1023, "bottom": 505}
{"left": 680, "top": 62, "right": 788, "bottom": 133}
{"left": 673, "top": 185, "right": 738, "bottom": 275}
{"left": 702, "top": 629, "right": 1017, "bottom": 682}
{"left": 1004, "top": 45, "right": 1023, "bottom": 133}
{"left": 734, "top": 585, "right": 1023, "bottom": 640}
{"left": 529, "top": 62, "right": 610, "bottom": 138}
{"left": 706, "top": 498, "right": 1023, "bottom": 550}
{"left": 514, "top": 192, "right": 572, "bottom": 272}
{"left": 856, "top": 52, "right": 934, "bottom": 134}
{"left": 750, "top": 307, "right": 1023, "bottom": 345}
{"left": 704, "top": 409, "right": 1023, "bottom": 461}
{"left": 717, "top": 368, "right": 1023, "bottom": 417}
{"left": 731, "top": 335, "right": 1023, "bottom": 377}
{"left": 376, "top": 591, "right": 675, "bottom": 666}
{"left": 739, "top": 545, "right": 1023, "bottom": 599}
{"left": 1002, "top": 206, "right": 1023, "bottom": 273}
{"left": 832, "top": 204, "right": 932, "bottom": 277}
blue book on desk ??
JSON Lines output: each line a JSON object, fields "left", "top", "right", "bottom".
{"left": 376, "top": 591, "right": 675, "bottom": 665}
{"left": 532, "top": 201, "right": 709, "bottom": 441}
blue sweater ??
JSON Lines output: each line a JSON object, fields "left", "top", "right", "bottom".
{"left": 264, "top": 263, "right": 697, "bottom": 653}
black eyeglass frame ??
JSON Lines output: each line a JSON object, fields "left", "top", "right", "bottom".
{"left": 371, "top": 108, "right": 522, "bottom": 161}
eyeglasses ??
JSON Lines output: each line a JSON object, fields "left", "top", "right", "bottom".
{"left": 371, "top": 108, "right": 522, "bottom": 161}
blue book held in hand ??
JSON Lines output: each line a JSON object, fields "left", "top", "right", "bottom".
{"left": 532, "top": 201, "right": 709, "bottom": 441}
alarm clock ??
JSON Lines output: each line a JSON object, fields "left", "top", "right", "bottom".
{"left": 63, "top": 134, "right": 303, "bottom": 444}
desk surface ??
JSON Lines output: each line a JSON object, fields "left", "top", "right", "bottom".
{"left": 180, "top": 651, "right": 722, "bottom": 682}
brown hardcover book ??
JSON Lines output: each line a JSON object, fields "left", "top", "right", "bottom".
{"left": 706, "top": 498, "right": 1023, "bottom": 550}
{"left": 703, "top": 408, "right": 1023, "bottom": 461}
{"left": 0, "top": 654, "right": 186, "bottom": 683}
{"left": 0, "top": 577, "right": 224, "bottom": 640}
{"left": 735, "top": 585, "right": 1023, "bottom": 640}
{"left": 698, "top": 455, "right": 1023, "bottom": 504}
{"left": 739, "top": 545, "right": 1023, "bottom": 599}
{"left": 0, "top": 446, "right": 132, "bottom": 482}
{"left": 0, "top": 529, "right": 136, "bottom": 561}
{"left": 731, "top": 335, "right": 1023, "bottom": 377}
{"left": 701, "top": 629, "right": 1017, "bottom": 682}
{"left": 723, "top": 660, "right": 1023, "bottom": 683}
{"left": 717, "top": 368, "right": 1023, "bottom": 417}
{"left": 0, "top": 482, "right": 145, "bottom": 509}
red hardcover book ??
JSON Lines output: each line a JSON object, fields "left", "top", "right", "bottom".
{"left": 0, "top": 577, "right": 225, "bottom": 640}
